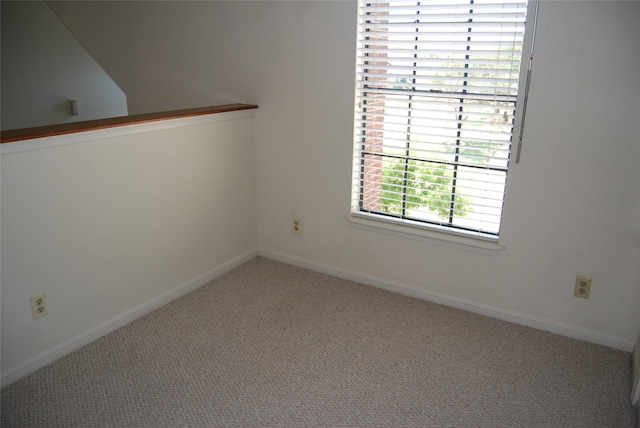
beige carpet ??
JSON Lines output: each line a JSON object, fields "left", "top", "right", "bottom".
{"left": 1, "top": 257, "right": 636, "bottom": 427}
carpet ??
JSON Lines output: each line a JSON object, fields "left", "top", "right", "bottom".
{"left": 1, "top": 257, "right": 636, "bottom": 427}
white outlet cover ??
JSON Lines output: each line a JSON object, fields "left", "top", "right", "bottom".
{"left": 292, "top": 216, "right": 302, "bottom": 235}
{"left": 30, "top": 293, "right": 48, "bottom": 319}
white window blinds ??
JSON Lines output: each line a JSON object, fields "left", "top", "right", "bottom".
{"left": 352, "top": 0, "right": 529, "bottom": 237}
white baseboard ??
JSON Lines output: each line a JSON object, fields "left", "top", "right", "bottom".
{"left": 258, "top": 249, "right": 634, "bottom": 352}
{"left": 1, "top": 249, "right": 258, "bottom": 388}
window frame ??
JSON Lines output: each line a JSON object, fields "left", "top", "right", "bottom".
{"left": 350, "top": 0, "right": 536, "bottom": 246}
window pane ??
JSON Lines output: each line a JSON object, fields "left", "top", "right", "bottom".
{"left": 353, "top": 0, "right": 528, "bottom": 237}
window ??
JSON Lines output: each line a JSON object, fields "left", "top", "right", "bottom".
{"left": 351, "top": 0, "right": 530, "bottom": 240}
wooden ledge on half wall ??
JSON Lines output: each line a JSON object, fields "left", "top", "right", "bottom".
{"left": 0, "top": 103, "right": 259, "bottom": 144}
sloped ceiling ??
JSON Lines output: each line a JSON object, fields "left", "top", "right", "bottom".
{"left": 48, "top": 1, "right": 270, "bottom": 114}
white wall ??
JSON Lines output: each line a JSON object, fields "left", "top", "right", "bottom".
{"left": 1, "top": 111, "right": 258, "bottom": 384}
{"left": 0, "top": 1, "right": 127, "bottom": 130}
{"left": 39, "top": 0, "right": 640, "bottom": 349}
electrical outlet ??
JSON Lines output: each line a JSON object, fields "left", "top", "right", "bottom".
{"left": 292, "top": 215, "right": 302, "bottom": 235}
{"left": 574, "top": 275, "right": 592, "bottom": 299}
{"left": 30, "top": 293, "right": 48, "bottom": 319}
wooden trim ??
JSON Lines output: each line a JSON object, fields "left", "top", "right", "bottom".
{"left": 0, "top": 103, "right": 259, "bottom": 144}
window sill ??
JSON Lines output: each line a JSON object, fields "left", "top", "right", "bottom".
{"left": 346, "top": 212, "right": 505, "bottom": 256}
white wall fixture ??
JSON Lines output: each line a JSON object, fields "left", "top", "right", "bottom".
{"left": 66, "top": 99, "right": 78, "bottom": 116}
{"left": 292, "top": 215, "right": 302, "bottom": 235}
{"left": 573, "top": 275, "right": 592, "bottom": 299}
{"left": 30, "top": 293, "right": 48, "bottom": 320}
